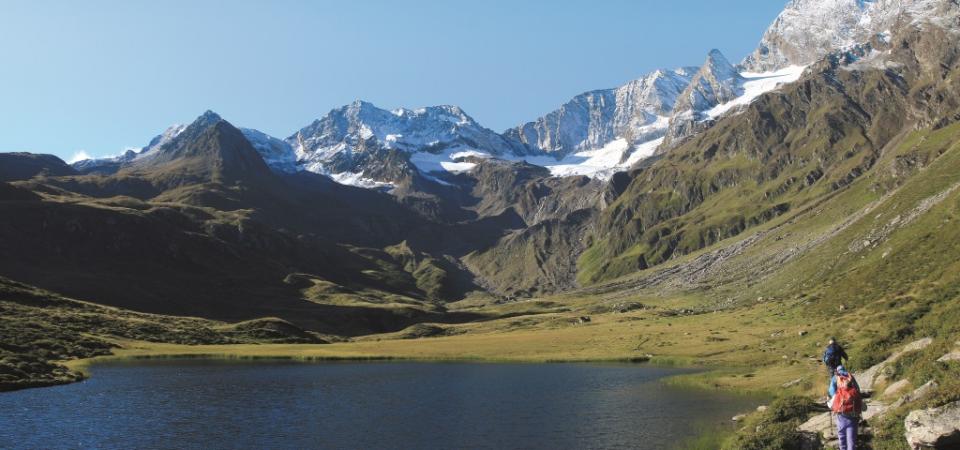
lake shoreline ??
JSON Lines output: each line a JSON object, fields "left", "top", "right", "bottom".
{"left": 18, "top": 343, "right": 770, "bottom": 449}
{"left": 2, "top": 359, "right": 766, "bottom": 450}
{"left": 49, "top": 340, "right": 781, "bottom": 396}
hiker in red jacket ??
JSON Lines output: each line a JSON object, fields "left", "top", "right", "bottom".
{"left": 829, "top": 366, "right": 863, "bottom": 450}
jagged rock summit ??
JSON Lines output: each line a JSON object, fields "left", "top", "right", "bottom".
{"left": 662, "top": 49, "right": 746, "bottom": 147}
{"left": 505, "top": 67, "right": 697, "bottom": 155}
{"left": 742, "top": 0, "right": 960, "bottom": 72}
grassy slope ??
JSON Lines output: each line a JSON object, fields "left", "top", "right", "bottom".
{"left": 0, "top": 277, "right": 326, "bottom": 391}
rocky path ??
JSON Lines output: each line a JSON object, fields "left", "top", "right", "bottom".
{"left": 796, "top": 338, "right": 960, "bottom": 449}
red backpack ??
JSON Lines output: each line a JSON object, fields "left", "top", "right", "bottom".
{"left": 832, "top": 373, "right": 861, "bottom": 415}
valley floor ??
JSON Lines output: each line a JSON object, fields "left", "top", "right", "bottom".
{"left": 67, "top": 298, "right": 818, "bottom": 394}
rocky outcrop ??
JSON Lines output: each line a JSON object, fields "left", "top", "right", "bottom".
{"left": 905, "top": 401, "right": 960, "bottom": 449}
{"left": 859, "top": 337, "right": 934, "bottom": 393}
{"left": 662, "top": 49, "right": 743, "bottom": 148}
{"left": 741, "top": 0, "right": 960, "bottom": 72}
{"left": 883, "top": 379, "right": 912, "bottom": 398}
{"left": 936, "top": 342, "right": 960, "bottom": 362}
{"left": 891, "top": 380, "right": 939, "bottom": 409}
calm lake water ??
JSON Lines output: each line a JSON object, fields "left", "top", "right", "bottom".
{"left": 0, "top": 360, "right": 762, "bottom": 449}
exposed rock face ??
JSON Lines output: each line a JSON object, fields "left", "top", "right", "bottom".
{"left": 504, "top": 67, "right": 696, "bottom": 155}
{"left": 662, "top": 49, "right": 744, "bottom": 148}
{"left": 674, "top": 50, "right": 743, "bottom": 118}
{"left": 905, "top": 401, "right": 960, "bottom": 449}
{"left": 741, "top": 0, "right": 960, "bottom": 72}
{"left": 936, "top": 349, "right": 960, "bottom": 362}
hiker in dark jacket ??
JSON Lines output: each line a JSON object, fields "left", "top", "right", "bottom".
{"left": 822, "top": 337, "right": 849, "bottom": 375}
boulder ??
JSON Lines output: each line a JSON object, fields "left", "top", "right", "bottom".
{"left": 883, "top": 379, "right": 912, "bottom": 398}
{"left": 892, "top": 380, "right": 939, "bottom": 409}
{"left": 862, "top": 400, "right": 889, "bottom": 421}
{"left": 936, "top": 350, "right": 960, "bottom": 363}
{"left": 798, "top": 431, "right": 824, "bottom": 450}
{"left": 902, "top": 338, "right": 935, "bottom": 353}
{"left": 799, "top": 411, "right": 833, "bottom": 438}
{"left": 905, "top": 401, "right": 960, "bottom": 449}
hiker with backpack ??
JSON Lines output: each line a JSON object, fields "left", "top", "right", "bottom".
{"left": 829, "top": 366, "right": 863, "bottom": 450}
{"left": 822, "top": 337, "right": 849, "bottom": 375}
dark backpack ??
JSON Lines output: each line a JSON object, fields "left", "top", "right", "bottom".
{"left": 824, "top": 344, "right": 842, "bottom": 367}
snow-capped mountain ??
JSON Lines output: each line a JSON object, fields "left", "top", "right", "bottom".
{"left": 287, "top": 100, "right": 530, "bottom": 185}
{"left": 741, "top": 0, "right": 960, "bottom": 72}
{"left": 505, "top": 67, "right": 696, "bottom": 157}
{"left": 71, "top": 124, "right": 187, "bottom": 175}
{"left": 72, "top": 0, "right": 960, "bottom": 188}
{"left": 240, "top": 128, "right": 297, "bottom": 173}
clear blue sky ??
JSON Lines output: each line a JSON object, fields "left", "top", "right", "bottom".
{"left": 0, "top": 0, "right": 786, "bottom": 162}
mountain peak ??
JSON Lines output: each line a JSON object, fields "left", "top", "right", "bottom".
{"left": 741, "top": 0, "right": 960, "bottom": 72}
{"left": 123, "top": 112, "right": 274, "bottom": 187}
{"left": 194, "top": 110, "right": 224, "bottom": 127}
{"left": 702, "top": 49, "right": 738, "bottom": 79}
{"left": 707, "top": 48, "right": 726, "bottom": 60}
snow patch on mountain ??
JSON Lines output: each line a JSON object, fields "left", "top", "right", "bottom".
{"left": 522, "top": 137, "right": 663, "bottom": 179}
{"left": 240, "top": 128, "right": 297, "bottom": 173}
{"left": 408, "top": 148, "right": 487, "bottom": 174}
{"left": 704, "top": 65, "right": 807, "bottom": 119}
{"left": 134, "top": 124, "right": 187, "bottom": 161}
{"left": 329, "top": 171, "right": 395, "bottom": 189}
